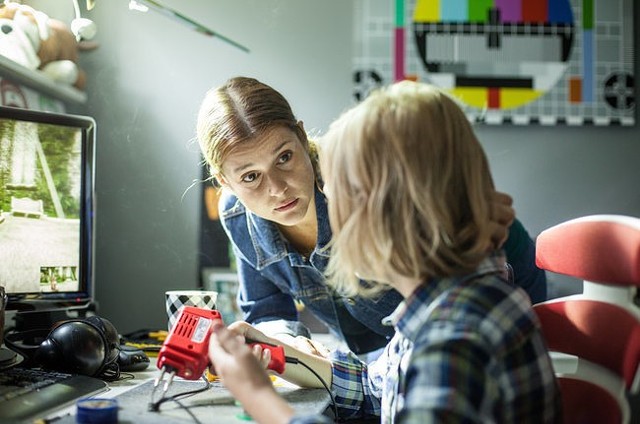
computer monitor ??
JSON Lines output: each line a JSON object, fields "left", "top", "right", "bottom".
{"left": 0, "top": 106, "right": 96, "bottom": 330}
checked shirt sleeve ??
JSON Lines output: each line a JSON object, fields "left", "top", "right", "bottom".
{"left": 328, "top": 349, "right": 382, "bottom": 420}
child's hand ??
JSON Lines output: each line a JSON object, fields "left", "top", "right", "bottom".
{"left": 208, "top": 322, "right": 275, "bottom": 398}
{"left": 227, "top": 321, "right": 270, "bottom": 343}
{"left": 224, "top": 321, "right": 277, "bottom": 370}
{"left": 208, "top": 322, "right": 296, "bottom": 423}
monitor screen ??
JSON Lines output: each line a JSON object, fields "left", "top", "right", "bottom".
{"left": 0, "top": 106, "right": 95, "bottom": 313}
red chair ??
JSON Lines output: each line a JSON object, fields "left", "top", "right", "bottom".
{"left": 534, "top": 215, "right": 640, "bottom": 424}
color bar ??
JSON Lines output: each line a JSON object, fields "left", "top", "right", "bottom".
{"left": 582, "top": 0, "right": 594, "bottom": 29}
{"left": 496, "top": 0, "right": 521, "bottom": 22}
{"left": 582, "top": 29, "right": 593, "bottom": 102}
{"left": 469, "top": 0, "right": 494, "bottom": 23}
{"left": 488, "top": 87, "right": 500, "bottom": 108}
{"left": 569, "top": 77, "right": 582, "bottom": 103}
{"left": 394, "top": 0, "right": 405, "bottom": 82}
{"left": 522, "top": 0, "right": 547, "bottom": 22}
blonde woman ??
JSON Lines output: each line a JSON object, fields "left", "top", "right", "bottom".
{"left": 207, "top": 81, "right": 561, "bottom": 423}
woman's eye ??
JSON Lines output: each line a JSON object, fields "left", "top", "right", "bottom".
{"left": 242, "top": 172, "right": 258, "bottom": 183}
{"left": 278, "top": 151, "right": 292, "bottom": 164}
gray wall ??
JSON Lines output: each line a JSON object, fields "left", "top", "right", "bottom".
{"left": 70, "top": 0, "right": 352, "bottom": 333}
{"left": 478, "top": 123, "right": 640, "bottom": 296}
{"left": 35, "top": 1, "right": 640, "bottom": 331}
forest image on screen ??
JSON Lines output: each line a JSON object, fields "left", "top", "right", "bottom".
{"left": 0, "top": 118, "right": 81, "bottom": 294}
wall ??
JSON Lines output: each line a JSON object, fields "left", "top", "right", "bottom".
{"left": 29, "top": 1, "right": 640, "bottom": 330}
{"left": 475, "top": 3, "right": 639, "bottom": 294}
{"left": 66, "top": 0, "right": 353, "bottom": 333}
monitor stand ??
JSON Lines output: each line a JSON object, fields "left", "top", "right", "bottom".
{"left": 10, "top": 302, "right": 97, "bottom": 333}
{"left": 12, "top": 310, "right": 73, "bottom": 333}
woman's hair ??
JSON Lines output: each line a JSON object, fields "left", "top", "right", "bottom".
{"left": 196, "top": 77, "right": 317, "bottom": 180}
{"left": 320, "top": 81, "right": 495, "bottom": 297}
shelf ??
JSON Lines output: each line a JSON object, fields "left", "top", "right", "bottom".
{"left": 0, "top": 55, "right": 87, "bottom": 105}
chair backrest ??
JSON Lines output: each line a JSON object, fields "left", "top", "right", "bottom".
{"left": 534, "top": 215, "right": 640, "bottom": 424}
{"left": 535, "top": 214, "right": 640, "bottom": 392}
{"left": 536, "top": 215, "right": 640, "bottom": 289}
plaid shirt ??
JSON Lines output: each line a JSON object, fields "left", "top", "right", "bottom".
{"left": 291, "top": 251, "right": 561, "bottom": 424}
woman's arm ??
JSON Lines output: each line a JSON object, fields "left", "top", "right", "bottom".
{"left": 502, "top": 218, "right": 548, "bottom": 303}
{"left": 226, "top": 321, "right": 333, "bottom": 388}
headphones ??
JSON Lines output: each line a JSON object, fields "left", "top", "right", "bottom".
{"left": 5, "top": 316, "right": 121, "bottom": 380}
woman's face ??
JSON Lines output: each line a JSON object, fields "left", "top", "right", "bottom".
{"left": 218, "top": 125, "right": 316, "bottom": 227}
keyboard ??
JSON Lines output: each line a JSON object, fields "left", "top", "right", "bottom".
{"left": 0, "top": 366, "right": 109, "bottom": 421}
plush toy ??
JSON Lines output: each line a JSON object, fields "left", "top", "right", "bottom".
{"left": 0, "top": 2, "right": 96, "bottom": 90}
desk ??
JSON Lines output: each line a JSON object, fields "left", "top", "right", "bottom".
{"left": 46, "top": 359, "right": 331, "bottom": 424}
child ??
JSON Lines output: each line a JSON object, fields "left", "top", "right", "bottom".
{"left": 196, "top": 76, "right": 546, "bottom": 358}
{"left": 208, "top": 81, "right": 561, "bottom": 423}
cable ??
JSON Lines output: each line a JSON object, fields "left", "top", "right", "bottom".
{"left": 116, "top": 372, "right": 136, "bottom": 381}
{"left": 174, "top": 398, "right": 204, "bottom": 424}
{"left": 284, "top": 356, "right": 339, "bottom": 421}
{"left": 99, "top": 361, "right": 121, "bottom": 382}
{"left": 148, "top": 374, "right": 211, "bottom": 413}
{"left": 244, "top": 338, "right": 339, "bottom": 419}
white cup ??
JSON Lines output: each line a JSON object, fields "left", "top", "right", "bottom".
{"left": 165, "top": 290, "right": 218, "bottom": 330}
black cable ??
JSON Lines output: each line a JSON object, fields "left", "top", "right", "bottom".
{"left": 245, "top": 337, "right": 340, "bottom": 420}
{"left": 148, "top": 374, "right": 211, "bottom": 413}
{"left": 174, "top": 398, "right": 205, "bottom": 424}
{"left": 285, "top": 356, "right": 339, "bottom": 420}
{"left": 99, "top": 361, "right": 121, "bottom": 382}
{"left": 116, "top": 372, "right": 136, "bottom": 381}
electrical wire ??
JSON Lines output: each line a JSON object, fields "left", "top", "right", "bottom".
{"left": 174, "top": 398, "right": 204, "bottom": 424}
{"left": 148, "top": 344, "right": 338, "bottom": 421}
{"left": 98, "top": 361, "right": 121, "bottom": 382}
{"left": 148, "top": 373, "right": 211, "bottom": 413}
{"left": 244, "top": 337, "right": 340, "bottom": 420}
{"left": 285, "top": 356, "right": 339, "bottom": 421}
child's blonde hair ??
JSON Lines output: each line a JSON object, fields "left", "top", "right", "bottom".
{"left": 320, "top": 81, "right": 495, "bottom": 297}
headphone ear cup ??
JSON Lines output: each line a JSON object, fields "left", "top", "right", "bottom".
{"left": 33, "top": 320, "right": 108, "bottom": 376}
{"left": 85, "top": 316, "right": 120, "bottom": 364}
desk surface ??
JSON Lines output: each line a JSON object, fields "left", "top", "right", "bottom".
{"left": 46, "top": 359, "right": 330, "bottom": 423}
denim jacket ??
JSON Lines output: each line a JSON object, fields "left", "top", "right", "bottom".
{"left": 219, "top": 186, "right": 546, "bottom": 353}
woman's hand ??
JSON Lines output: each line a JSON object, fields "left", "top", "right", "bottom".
{"left": 489, "top": 191, "right": 515, "bottom": 249}
{"left": 269, "top": 334, "right": 331, "bottom": 358}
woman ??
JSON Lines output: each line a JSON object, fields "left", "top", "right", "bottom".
{"left": 196, "top": 76, "right": 547, "bottom": 355}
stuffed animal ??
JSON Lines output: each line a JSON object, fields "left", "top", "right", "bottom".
{"left": 0, "top": 2, "right": 96, "bottom": 90}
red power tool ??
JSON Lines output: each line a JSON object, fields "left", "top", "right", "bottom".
{"left": 154, "top": 306, "right": 285, "bottom": 394}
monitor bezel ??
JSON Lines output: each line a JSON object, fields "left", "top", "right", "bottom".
{"left": 0, "top": 106, "right": 96, "bottom": 312}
